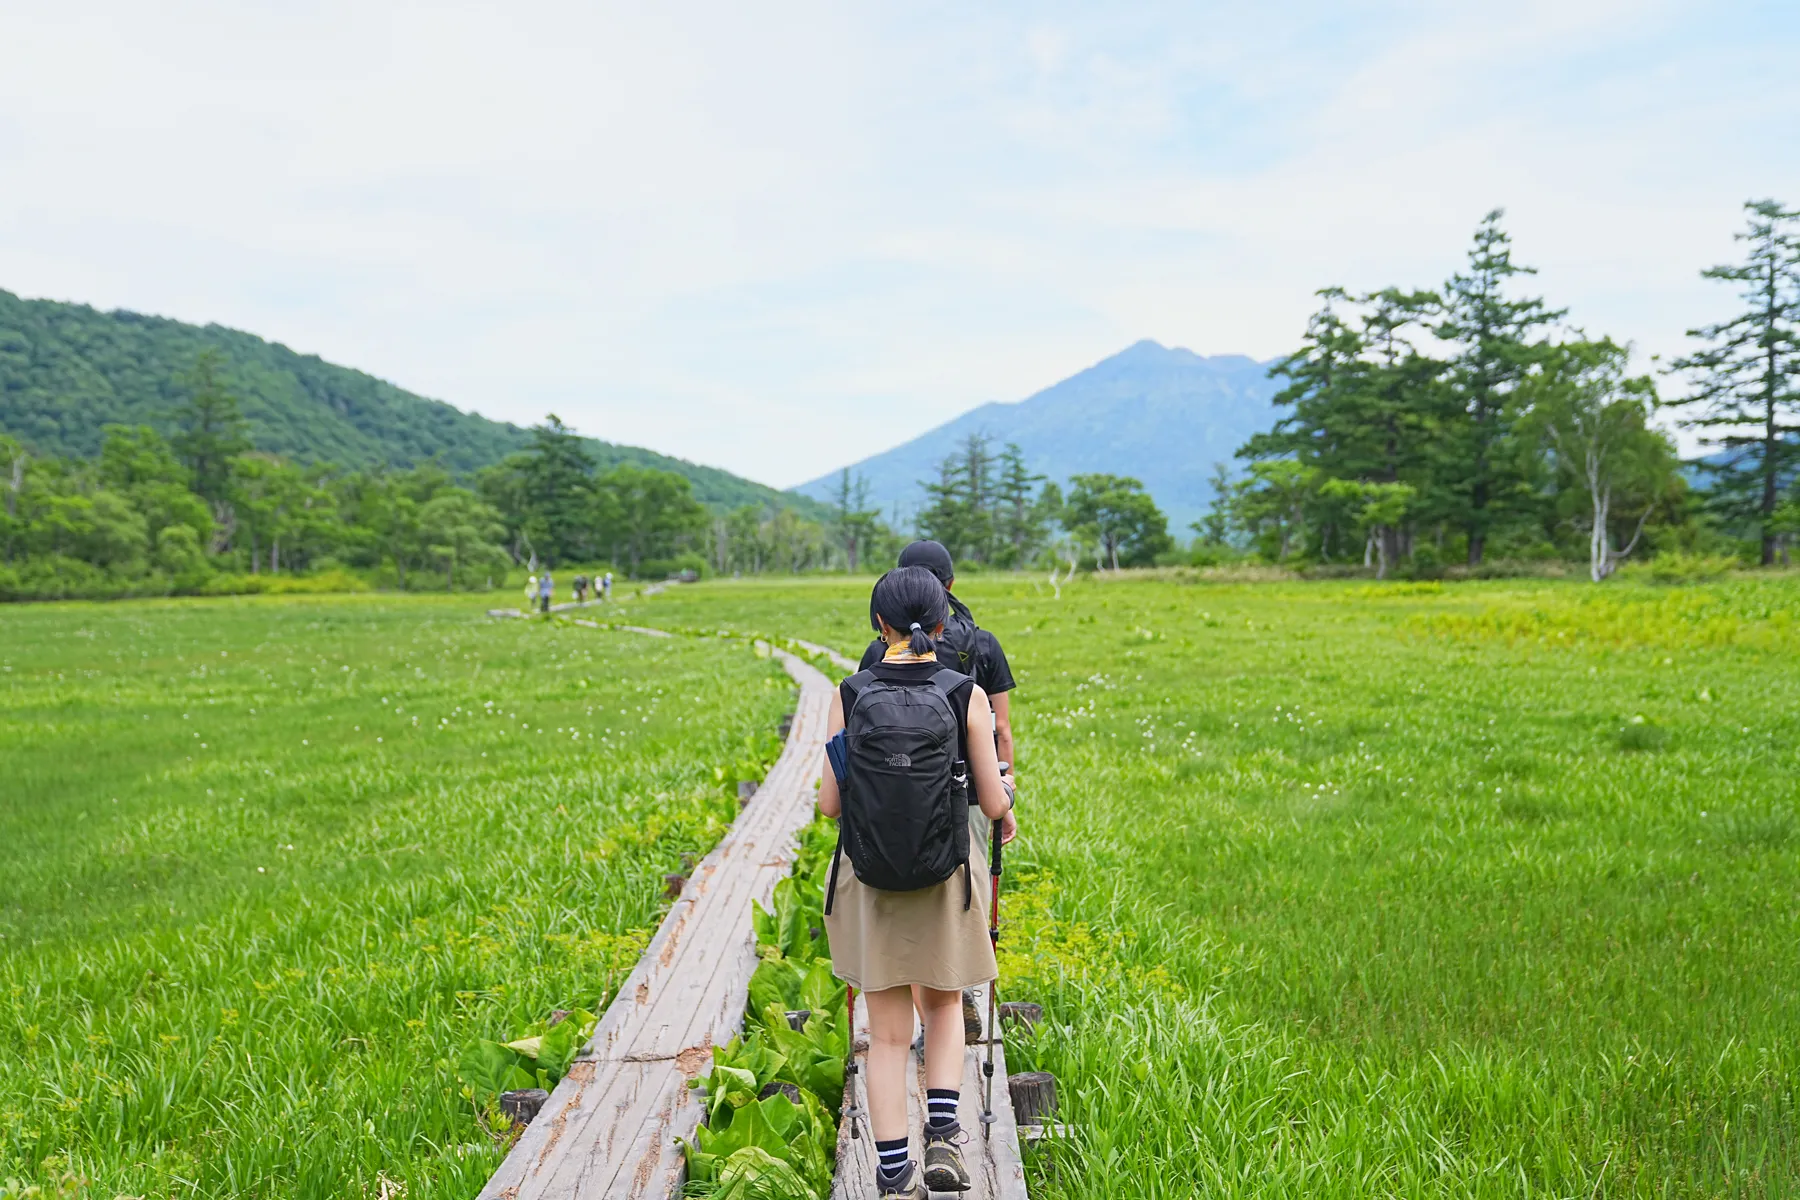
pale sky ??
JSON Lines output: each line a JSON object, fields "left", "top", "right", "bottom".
{"left": 3, "top": 1, "right": 1796, "bottom": 486}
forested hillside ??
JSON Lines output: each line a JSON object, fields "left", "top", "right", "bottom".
{"left": 0, "top": 289, "right": 819, "bottom": 515}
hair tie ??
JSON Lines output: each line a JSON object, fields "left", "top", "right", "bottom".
{"left": 909, "top": 622, "right": 922, "bottom": 632}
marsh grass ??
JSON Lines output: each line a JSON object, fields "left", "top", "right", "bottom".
{"left": 635, "top": 573, "right": 1800, "bottom": 1198}
{"left": 0, "top": 595, "right": 788, "bottom": 1197}
{"left": 1616, "top": 717, "right": 1670, "bottom": 752}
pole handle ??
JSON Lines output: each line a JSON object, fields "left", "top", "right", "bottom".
{"left": 989, "top": 800, "right": 1004, "bottom": 878}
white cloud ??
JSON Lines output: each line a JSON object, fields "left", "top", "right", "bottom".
{"left": 1, "top": 0, "right": 1794, "bottom": 484}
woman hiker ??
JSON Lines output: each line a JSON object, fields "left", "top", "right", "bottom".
{"left": 820, "top": 567, "right": 1018, "bottom": 1198}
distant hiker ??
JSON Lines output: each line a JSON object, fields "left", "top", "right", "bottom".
{"left": 601, "top": 571, "right": 613, "bottom": 601}
{"left": 525, "top": 574, "right": 538, "bottom": 609}
{"left": 573, "top": 574, "right": 589, "bottom": 603}
{"left": 538, "top": 570, "right": 554, "bottom": 614}
{"left": 820, "top": 567, "right": 1017, "bottom": 1199}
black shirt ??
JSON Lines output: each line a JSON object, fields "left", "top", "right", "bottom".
{"left": 858, "top": 628, "right": 1015, "bottom": 695}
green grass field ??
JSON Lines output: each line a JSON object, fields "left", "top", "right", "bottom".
{"left": 4, "top": 575, "right": 1797, "bottom": 1198}
{"left": 0, "top": 595, "right": 787, "bottom": 1197}
{"left": 629, "top": 573, "right": 1800, "bottom": 1199}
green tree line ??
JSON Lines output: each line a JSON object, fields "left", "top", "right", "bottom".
{"left": 1200, "top": 202, "right": 1800, "bottom": 578}
{"left": 6, "top": 203, "right": 1792, "bottom": 599}
{"left": 912, "top": 433, "right": 1174, "bottom": 571}
{"left": 0, "top": 356, "right": 863, "bottom": 600}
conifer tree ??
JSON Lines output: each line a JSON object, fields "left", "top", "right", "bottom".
{"left": 1194, "top": 462, "right": 1233, "bottom": 547}
{"left": 1245, "top": 287, "right": 1445, "bottom": 564}
{"left": 1435, "top": 211, "right": 1564, "bottom": 564}
{"left": 518, "top": 415, "right": 596, "bottom": 564}
{"left": 918, "top": 434, "right": 999, "bottom": 563}
{"left": 829, "top": 469, "right": 882, "bottom": 572}
{"left": 1669, "top": 199, "right": 1800, "bottom": 565}
{"left": 172, "top": 350, "right": 251, "bottom": 507}
{"left": 993, "top": 443, "right": 1046, "bottom": 567}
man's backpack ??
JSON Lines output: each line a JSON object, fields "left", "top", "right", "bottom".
{"left": 824, "top": 668, "right": 970, "bottom": 914}
{"left": 934, "top": 609, "right": 979, "bottom": 676}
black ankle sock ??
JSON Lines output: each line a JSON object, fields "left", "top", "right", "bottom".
{"left": 925, "top": 1088, "right": 960, "bottom": 1135}
{"left": 875, "top": 1137, "right": 910, "bottom": 1184}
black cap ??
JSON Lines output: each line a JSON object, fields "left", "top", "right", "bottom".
{"left": 897, "top": 540, "right": 955, "bottom": 585}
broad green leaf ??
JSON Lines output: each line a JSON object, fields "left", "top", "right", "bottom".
{"left": 535, "top": 1016, "right": 589, "bottom": 1080}
{"left": 755, "top": 1091, "right": 801, "bottom": 1140}
{"left": 747, "top": 956, "right": 803, "bottom": 1014}
{"left": 798, "top": 958, "right": 844, "bottom": 1022}
{"left": 456, "top": 1040, "right": 535, "bottom": 1101}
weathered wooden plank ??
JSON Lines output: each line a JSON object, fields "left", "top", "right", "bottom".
{"left": 477, "top": 643, "right": 832, "bottom": 1200}
{"left": 791, "top": 638, "right": 859, "bottom": 673}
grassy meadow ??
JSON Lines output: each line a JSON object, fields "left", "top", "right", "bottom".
{"left": 3, "top": 574, "right": 1796, "bottom": 1198}
{"left": 627, "top": 572, "right": 1800, "bottom": 1199}
{"left": 0, "top": 595, "right": 788, "bottom": 1197}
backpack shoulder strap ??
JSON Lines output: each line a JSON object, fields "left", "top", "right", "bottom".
{"left": 841, "top": 669, "right": 879, "bottom": 713}
{"left": 927, "top": 667, "right": 968, "bottom": 698}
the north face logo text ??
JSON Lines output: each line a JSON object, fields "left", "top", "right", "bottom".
{"left": 886, "top": 752, "right": 912, "bottom": 768}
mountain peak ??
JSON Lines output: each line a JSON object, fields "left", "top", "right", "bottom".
{"left": 1101, "top": 339, "right": 1263, "bottom": 372}
{"left": 795, "top": 340, "right": 1281, "bottom": 531}
{"left": 1107, "top": 338, "right": 1188, "bottom": 364}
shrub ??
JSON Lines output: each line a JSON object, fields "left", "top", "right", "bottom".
{"left": 1617, "top": 551, "right": 1741, "bottom": 584}
{"left": 196, "top": 568, "right": 370, "bottom": 596}
{"left": 0, "top": 556, "right": 170, "bottom": 601}
{"left": 154, "top": 524, "right": 208, "bottom": 576}
{"left": 1615, "top": 715, "right": 1669, "bottom": 752}
{"left": 636, "top": 552, "right": 709, "bottom": 581}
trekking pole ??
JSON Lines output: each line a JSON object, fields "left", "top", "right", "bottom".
{"left": 981, "top": 768, "right": 1008, "bottom": 1126}
{"left": 843, "top": 984, "right": 863, "bottom": 1139}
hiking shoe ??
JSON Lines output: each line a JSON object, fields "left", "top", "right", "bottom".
{"left": 876, "top": 1160, "right": 927, "bottom": 1199}
{"left": 962, "top": 990, "right": 982, "bottom": 1043}
{"left": 922, "top": 1128, "right": 971, "bottom": 1192}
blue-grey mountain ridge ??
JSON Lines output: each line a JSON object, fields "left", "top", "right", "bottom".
{"left": 794, "top": 340, "right": 1282, "bottom": 534}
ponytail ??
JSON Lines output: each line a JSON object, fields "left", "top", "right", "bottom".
{"left": 870, "top": 567, "right": 950, "bottom": 654}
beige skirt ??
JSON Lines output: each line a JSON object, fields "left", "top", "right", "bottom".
{"left": 824, "top": 842, "right": 998, "bottom": 994}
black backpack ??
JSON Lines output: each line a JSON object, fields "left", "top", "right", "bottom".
{"left": 824, "top": 668, "right": 971, "bottom": 914}
{"left": 934, "top": 610, "right": 980, "bottom": 677}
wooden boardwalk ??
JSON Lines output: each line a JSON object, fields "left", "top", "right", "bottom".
{"left": 476, "top": 643, "right": 832, "bottom": 1200}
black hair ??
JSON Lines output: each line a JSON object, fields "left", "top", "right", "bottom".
{"left": 869, "top": 566, "right": 949, "bottom": 656}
